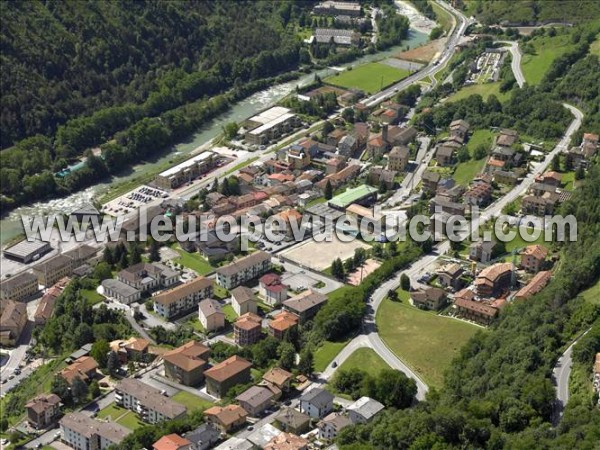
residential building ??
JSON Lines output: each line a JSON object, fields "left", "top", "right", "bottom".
{"left": 494, "top": 170, "right": 519, "bottom": 186}
{"left": 299, "top": 387, "right": 334, "bottom": 418}
{"left": 34, "top": 286, "right": 60, "bottom": 325}
{"left": 520, "top": 245, "right": 548, "bottom": 273}
{"left": 60, "top": 412, "right": 129, "bottom": 450}
{"left": 514, "top": 271, "right": 552, "bottom": 300}
{"left": 153, "top": 434, "right": 193, "bottom": 450}
{"left": 245, "top": 107, "right": 300, "bottom": 145}
{"left": 436, "top": 144, "right": 455, "bottom": 166}
{"left": 110, "top": 337, "right": 150, "bottom": 363}
{"left": 347, "top": 397, "right": 384, "bottom": 424}
{"left": 522, "top": 193, "right": 558, "bottom": 215}
{"left": 63, "top": 245, "right": 99, "bottom": 270}
{"left": 153, "top": 277, "right": 213, "bottom": 319}
{"left": 338, "top": 135, "right": 357, "bottom": 156}
{"left": 269, "top": 311, "right": 299, "bottom": 340}
{"left": 582, "top": 132, "right": 599, "bottom": 157}
{"left": 369, "top": 167, "right": 397, "bottom": 189}
{"left": 214, "top": 437, "right": 253, "bottom": 450}
{"left": 117, "top": 262, "right": 178, "bottom": 292}
{"left": 449, "top": 119, "right": 470, "bottom": 143}
{"left": 32, "top": 254, "right": 73, "bottom": 287}
{"left": 115, "top": 378, "right": 187, "bottom": 424}
{"left": 163, "top": 341, "right": 211, "bottom": 386}
{"left": 262, "top": 367, "right": 294, "bottom": 392}
{"left": 231, "top": 286, "right": 257, "bottom": 316}
{"left": 275, "top": 408, "right": 311, "bottom": 434}
{"left": 26, "top": 394, "right": 61, "bottom": 429}
{"left": 535, "top": 171, "right": 562, "bottom": 187}
{"left": 3, "top": 239, "right": 51, "bottom": 264}
{"left": 247, "top": 424, "right": 282, "bottom": 449}
{"left": 469, "top": 240, "right": 496, "bottom": 263}
{"left": 313, "top": 28, "right": 360, "bottom": 46}
{"left": 282, "top": 290, "right": 327, "bottom": 323}
{"left": 464, "top": 181, "right": 492, "bottom": 206}
{"left": 453, "top": 297, "right": 499, "bottom": 325}
{"left": 236, "top": 385, "right": 275, "bottom": 416}
{"left": 264, "top": 432, "right": 308, "bottom": 450}
{"left": 216, "top": 251, "right": 272, "bottom": 289}
{"left": 102, "top": 279, "right": 141, "bottom": 305}
{"left": 437, "top": 263, "right": 465, "bottom": 291}
{"left": 234, "top": 313, "right": 263, "bottom": 346}
{"left": 366, "top": 133, "right": 388, "bottom": 157}
{"left": 475, "top": 262, "right": 513, "bottom": 297}
{"left": 495, "top": 129, "right": 518, "bottom": 147}
{"left": 286, "top": 146, "right": 311, "bottom": 169}
{"left": 326, "top": 128, "right": 347, "bottom": 147}
{"left": 155, "top": 152, "right": 216, "bottom": 190}
{"left": 0, "top": 300, "right": 28, "bottom": 346}
{"left": 198, "top": 299, "right": 225, "bottom": 332}
{"left": 204, "top": 356, "right": 252, "bottom": 398}
{"left": 388, "top": 145, "right": 409, "bottom": 171}
{"left": 318, "top": 412, "right": 352, "bottom": 440}
{"left": 422, "top": 170, "right": 440, "bottom": 194}
{"left": 326, "top": 156, "right": 347, "bottom": 175}
{"left": 60, "top": 356, "right": 98, "bottom": 385}
{"left": 182, "top": 423, "right": 221, "bottom": 450}
{"left": 410, "top": 287, "right": 447, "bottom": 311}
{"left": 0, "top": 271, "right": 39, "bottom": 301}
{"left": 430, "top": 196, "right": 466, "bottom": 216}
{"left": 204, "top": 405, "right": 248, "bottom": 432}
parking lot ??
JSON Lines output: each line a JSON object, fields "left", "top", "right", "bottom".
{"left": 102, "top": 185, "right": 168, "bottom": 217}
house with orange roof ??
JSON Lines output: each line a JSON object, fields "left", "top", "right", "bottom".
{"left": 520, "top": 245, "right": 548, "bottom": 273}
{"left": 453, "top": 297, "right": 499, "bottom": 325}
{"left": 262, "top": 367, "right": 294, "bottom": 392}
{"left": 514, "top": 271, "right": 552, "bottom": 300}
{"left": 153, "top": 433, "right": 192, "bottom": 450}
{"left": 204, "top": 356, "right": 252, "bottom": 398}
{"left": 264, "top": 432, "right": 308, "bottom": 450}
{"left": 163, "top": 341, "right": 210, "bottom": 386}
{"left": 60, "top": 356, "right": 98, "bottom": 385}
{"left": 475, "top": 263, "right": 513, "bottom": 297}
{"left": 269, "top": 312, "right": 300, "bottom": 340}
{"left": 234, "top": 313, "right": 263, "bottom": 346}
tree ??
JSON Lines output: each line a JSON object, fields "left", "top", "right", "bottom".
{"left": 298, "top": 348, "right": 314, "bottom": 375}
{"left": 107, "top": 351, "right": 120, "bottom": 376}
{"left": 366, "top": 369, "right": 417, "bottom": 408}
{"left": 378, "top": 179, "right": 387, "bottom": 194}
{"left": 278, "top": 342, "right": 296, "bottom": 371}
{"left": 51, "top": 375, "right": 71, "bottom": 403}
{"left": 148, "top": 238, "right": 160, "bottom": 262}
{"left": 473, "top": 143, "right": 488, "bottom": 160}
{"left": 103, "top": 247, "right": 114, "bottom": 265}
{"left": 222, "top": 122, "right": 239, "bottom": 139}
{"left": 331, "top": 257, "right": 345, "bottom": 280}
{"left": 324, "top": 180, "right": 333, "bottom": 200}
{"left": 89, "top": 380, "right": 101, "bottom": 398}
{"left": 90, "top": 339, "right": 110, "bottom": 369}
{"left": 342, "top": 108, "right": 355, "bottom": 123}
{"left": 321, "top": 121, "right": 334, "bottom": 140}
{"left": 430, "top": 26, "right": 443, "bottom": 40}
{"left": 129, "top": 243, "right": 142, "bottom": 265}
{"left": 457, "top": 146, "right": 470, "bottom": 162}
{"left": 118, "top": 252, "right": 129, "bottom": 270}
{"left": 551, "top": 155, "right": 561, "bottom": 171}
{"left": 400, "top": 273, "right": 411, "bottom": 291}
{"left": 388, "top": 289, "right": 399, "bottom": 301}
{"left": 71, "top": 377, "right": 89, "bottom": 403}
{"left": 575, "top": 165, "right": 585, "bottom": 180}
{"left": 93, "top": 262, "right": 112, "bottom": 281}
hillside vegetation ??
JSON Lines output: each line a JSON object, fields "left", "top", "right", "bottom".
{"left": 461, "top": 0, "right": 600, "bottom": 25}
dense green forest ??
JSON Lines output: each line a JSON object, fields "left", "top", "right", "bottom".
{"left": 459, "top": 0, "right": 600, "bottom": 25}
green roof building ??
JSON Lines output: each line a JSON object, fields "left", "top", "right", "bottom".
{"left": 328, "top": 185, "right": 378, "bottom": 210}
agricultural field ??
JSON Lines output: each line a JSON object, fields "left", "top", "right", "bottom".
{"left": 325, "top": 62, "right": 409, "bottom": 94}
{"left": 377, "top": 299, "right": 480, "bottom": 388}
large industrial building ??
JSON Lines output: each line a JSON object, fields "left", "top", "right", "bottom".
{"left": 3, "top": 239, "right": 52, "bottom": 264}
{"left": 154, "top": 152, "right": 216, "bottom": 190}
{"left": 244, "top": 107, "right": 300, "bottom": 146}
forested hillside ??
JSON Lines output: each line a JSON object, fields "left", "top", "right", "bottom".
{"left": 459, "top": 0, "right": 600, "bottom": 25}
{"left": 0, "top": 0, "right": 307, "bottom": 148}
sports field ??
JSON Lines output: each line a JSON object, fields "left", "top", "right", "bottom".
{"left": 325, "top": 62, "right": 409, "bottom": 94}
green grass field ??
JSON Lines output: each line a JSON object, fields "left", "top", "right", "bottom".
{"left": 453, "top": 158, "right": 487, "bottom": 186}
{"left": 521, "top": 33, "right": 576, "bottom": 85}
{"left": 325, "top": 62, "right": 409, "bottom": 94}
{"left": 97, "top": 403, "right": 144, "bottom": 430}
{"left": 338, "top": 348, "right": 390, "bottom": 374}
{"left": 447, "top": 82, "right": 509, "bottom": 103}
{"left": 314, "top": 340, "right": 350, "bottom": 372}
{"left": 467, "top": 129, "right": 494, "bottom": 154}
{"left": 172, "top": 245, "right": 214, "bottom": 275}
{"left": 591, "top": 37, "right": 600, "bottom": 56}
{"left": 431, "top": 1, "right": 453, "bottom": 32}
{"left": 171, "top": 390, "right": 214, "bottom": 412}
{"left": 222, "top": 304, "right": 238, "bottom": 322}
{"left": 560, "top": 171, "right": 576, "bottom": 191}
{"left": 377, "top": 299, "right": 480, "bottom": 388}
{"left": 81, "top": 288, "right": 105, "bottom": 305}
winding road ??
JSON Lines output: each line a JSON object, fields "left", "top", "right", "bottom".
{"left": 498, "top": 40, "right": 525, "bottom": 88}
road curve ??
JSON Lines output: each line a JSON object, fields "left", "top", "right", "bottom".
{"left": 497, "top": 41, "right": 525, "bottom": 88}
{"left": 552, "top": 328, "right": 591, "bottom": 425}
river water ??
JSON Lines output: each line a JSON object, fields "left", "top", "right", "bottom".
{"left": 0, "top": 28, "right": 428, "bottom": 245}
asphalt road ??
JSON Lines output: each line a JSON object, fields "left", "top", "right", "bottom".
{"left": 498, "top": 40, "right": 525, "bottom": 88}
{"left": 552, "top": 328, "right": 591, "bottom": 425}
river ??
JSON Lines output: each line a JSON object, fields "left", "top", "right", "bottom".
{"left": 0, "top": 28, "right": 429, "bottom": 245}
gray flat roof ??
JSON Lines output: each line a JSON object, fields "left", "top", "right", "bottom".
{"left": 102, "top": 279, "right": 140, "bottom": 298}
{"left": 4, "top": 240, "right": 51, "bottom": 258}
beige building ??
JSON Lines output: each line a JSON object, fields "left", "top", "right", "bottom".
{"left": 26, "top": 394, "right": 61, "bottom": 429}
{"left": 32, "top": 254, "right": 73, "bottom": 287}
{"left": 231, "top": 286, "right": 258, "bottom": 316}
{"left": 115, "top": 378, "right": 187, "bottom": 424}
{"left": 198, "top": 299, "right": 225, "bottom": 332}
{"left": 153, "top": 277, "right": 213, "bottom": 319}
{"left": 0, "top": 271, "right": 39, "bottom": 301}
{"left": 234, "top": 313, "right": 263, "bottom": 346}
{"left": 520, "top": 245, "right": 548, "bottom": 273}
{"left": 216, "top": 251, "right": 272, "bottom": 289}
{"left": 388, "top": 145, "right": 409, "bottom": 171}
{"left": 163, "top": 341, "right": 211, "bottom": 386}
{"left": 204, "top": 356, "right": 252, "bottom": 398}
{"left": 0, "top": 300, "right": 28, "bottom": 346}
{"left": 60, "top": 412, "right": 130, "bottom": 450}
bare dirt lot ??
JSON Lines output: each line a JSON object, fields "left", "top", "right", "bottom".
{"left": 347, "top": 258, "right": 381, "bottom": 286}
{"left": 396, "top": 38, "right": 445, "bottom": 64}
